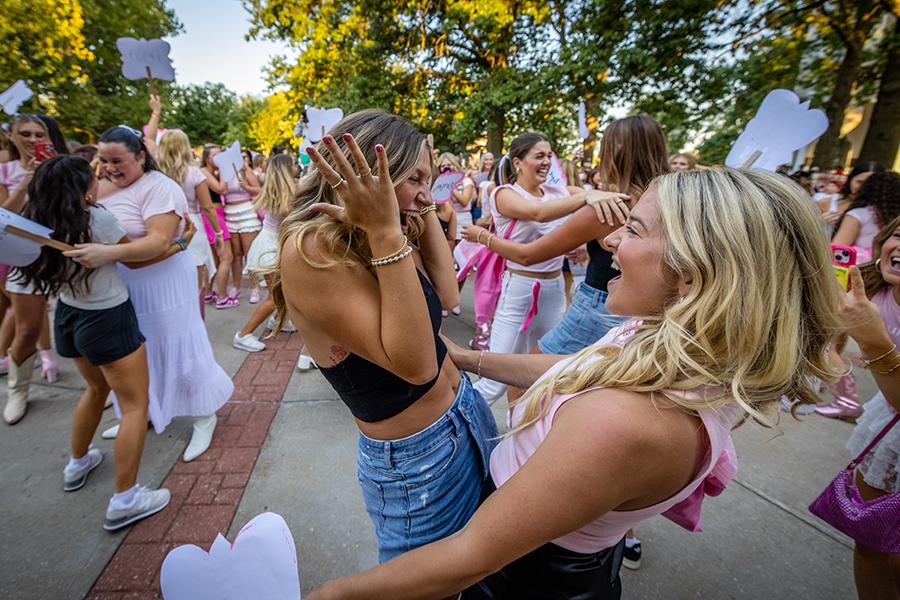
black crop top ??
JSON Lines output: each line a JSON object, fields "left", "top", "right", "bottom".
{"left": 584, "top": 239, "right": 618, "bottom": 293}
{"left": 318, "top": 270, "right": 448, "bottom": 423}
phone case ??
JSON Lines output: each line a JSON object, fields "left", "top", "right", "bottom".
{"left": 831, "top": 245, "right": 857, "bottom": 292}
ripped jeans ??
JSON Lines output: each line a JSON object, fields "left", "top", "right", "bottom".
{"left": 357, "top": 375, "right": 499, "bottom": 562}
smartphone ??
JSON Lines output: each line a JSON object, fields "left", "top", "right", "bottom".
{"left": 33, "top": 143, "right": 57, "bottom": 163}
{"left": 832, "top": 244, "right": 857, "bottom": 291}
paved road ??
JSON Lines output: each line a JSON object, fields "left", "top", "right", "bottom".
{"left": 0, "top": 289, "right": 868, "bottom": 599}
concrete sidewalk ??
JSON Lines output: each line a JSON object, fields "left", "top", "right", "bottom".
{"left": 0, "top": 288, "right": 870, "bottom": 599}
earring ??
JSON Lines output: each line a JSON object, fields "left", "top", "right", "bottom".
{"left": 876, "top": 258, "right": 882, "bottom": 269}
{"left": 85, "top": 192, "right": 94, "bottom": 202}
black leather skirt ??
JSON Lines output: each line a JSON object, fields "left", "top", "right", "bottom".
{"left": 461, "top": 478, "right": 625, "bottom": 600}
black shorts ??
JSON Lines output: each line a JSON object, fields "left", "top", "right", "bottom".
{"left": 55, "top": 299, "right": 145, "bottom": 366}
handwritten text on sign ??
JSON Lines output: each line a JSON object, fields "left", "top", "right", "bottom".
{"left": 431, "top": 171, "right": 465, "bottom": 204}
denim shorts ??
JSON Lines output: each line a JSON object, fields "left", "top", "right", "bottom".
{"left": 538, "top": 282, "right": 626, "bottom": 355}
{"left": 357, "top": 375, "right": 499, "bottom": 562}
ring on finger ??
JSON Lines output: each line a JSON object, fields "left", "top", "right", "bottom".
{"left": 330, "top": 177, "right": 346, "bottom": 190}
{"left": 358, "top": 169, "right": 372, "bottom": 178}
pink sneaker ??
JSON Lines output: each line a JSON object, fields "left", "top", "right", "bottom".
{"left": 815, "top": 371, "right": 861, "bottom": 421}
{"left": 216, "top": 295, "right": 240, "bottom": 310}
{"left": 249, "top": 288, "right": 261, "bottom": 304}
{"left": 204, "top": 291, "right": 218, "bottom": 305}
{"left": 228, "top": 287, "right": 242, "bottom": 300}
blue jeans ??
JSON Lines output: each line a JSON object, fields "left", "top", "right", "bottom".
{"left": 538, "top": 282, "right": 626, "bottom": 355}
{"left": 357, "top": 376, "right": 499, "bottom": 562}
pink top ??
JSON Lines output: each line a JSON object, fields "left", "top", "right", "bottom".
{"left": 99, "top": 171, "right": 187, "bottom": 241}
{"left": 489, "top": 324, "right": 743, "bottom": 553}
{"left": 0, "top": 160, "right": 29, "bottom": 195}
{"left": 872, "top": 287, "right": 900, "bottom": 346}
{"left": 262, "top": 212, "right": 283, "bottom": 232}
{"left": 845, "top": 206, "right": 881, "bottom": 255}
{"left": 225, "top": 175, "right": 252, "bottom": 204}
{"left": 182, "top": 166, "right": 207, "bottom": 214}
{"left": 451, "top": 177, "right": 475, "bottom": 213}
{"left": 491, "top": 182, "right": 569, "bottom": 272}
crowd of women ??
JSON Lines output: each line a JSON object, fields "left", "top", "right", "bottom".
{"left": 1, "top": 102, "right": 898, "bottom": 598}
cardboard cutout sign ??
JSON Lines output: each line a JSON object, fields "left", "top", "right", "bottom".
{"left": 725, "top": 89, "right": 828, "bottom": 171}
{"left": 0, "top": 80, "right": 33, "bottom": 115}
{"left": 0, "top": 208, "right": 72, "bottom": 266}
{"left": 302, "top": 106, "right": 344, "bottom": 143}
{"left": 545, "top": 153, "right": 567, "bottom": 188}
{"left": 431, "top": 171, "right": 465, "bottom": 204}
{"left": 578, "top": 101, "right": 589, "bottom": 140}
{"left": 160, "top": 512, "right": 300, "bottom": 600}
{"left": 213, "top": 142, "right": 244, "bottom": 181}
{"left": 116, "top": 37, "right": 176, "bottom": 81}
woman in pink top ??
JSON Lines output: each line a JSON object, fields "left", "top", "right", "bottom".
{"left": 819, "top": 172, "right": 900, "bottom": 420}
{"left": 307, "top": 169, "right": 841, "bottom": 599}
{"left": 1, "top": 114, "right": 68, "bottom": 424}
{"left": 220, "top": 153, "right": 263, "bottom": 304}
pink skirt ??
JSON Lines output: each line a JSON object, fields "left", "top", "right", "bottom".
{"left": 202, "top": 206, "right": 232, "bottom": 245}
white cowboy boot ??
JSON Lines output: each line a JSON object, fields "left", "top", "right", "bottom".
{"left": 4, "top": 352, "right": 36, "bottom": 425}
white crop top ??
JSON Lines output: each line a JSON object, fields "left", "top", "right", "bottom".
{"left": 491, "top": 182, "right": 570, "bottom": 273}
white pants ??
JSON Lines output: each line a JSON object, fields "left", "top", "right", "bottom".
{"left": 473, "top": 271, "right": 566, "bottom": 403}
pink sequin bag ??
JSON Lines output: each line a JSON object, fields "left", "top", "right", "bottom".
{"left": 809, "top": 414, "right": 900, "bottom": 553}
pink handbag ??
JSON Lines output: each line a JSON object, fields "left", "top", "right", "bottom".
{"left": 809, "top": 414, "right": 900, "bottom": 553}
{"left": 457, "top": 219, "right": 517, "bottom": 328}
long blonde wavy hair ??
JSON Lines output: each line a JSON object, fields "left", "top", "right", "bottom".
{"left": 264, "top": 109, "right": 429, "bottom": 330}
{"left": 253, "top": 154, "right": 296, "bottom": 218}
{"left": 157, "top": 130, "right": 194, "bottom": 185}
{"left": 510, "top": 168, "right": 843, "bottom": 434}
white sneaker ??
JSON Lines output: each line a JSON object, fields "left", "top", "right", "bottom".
{"left": 183, "top": 414, "right": 217, "bottom": 462}
{"left": 233, "top": 332, "right": 266, "bottom": 352}
{"left": 103, "top": 486, "right": 171, "bottom": 531}
{"left": 101, "top": 424, "right": 120, "bottom": 439}
{"left": 297, "top": 354, "right": 317, "bottom": 371}
{"left": 265, "top": 315, "right": 297, "bottom": 332}
{"left": 63, "top": 448, "right": 103, "bottom": 492}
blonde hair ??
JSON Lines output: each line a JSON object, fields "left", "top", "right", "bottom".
{"left": 670, "top": 152, "right": 698, "bottom": 169}
{"left": 253, "top": 154, "right": 295, "bottom": 218}
{"left": 510, "top": 168, "right": 842, "bottom": 434}
{"left": 157, "top": 130, "right": 194, "bottom": 185}
{"left": 265, "top": 109, "right": 429, "bottom": 330}
{"left": 435, "top": 152, "right": 460, "bottom": 176}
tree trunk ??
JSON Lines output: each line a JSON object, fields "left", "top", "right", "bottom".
{"left": 812, "top": 41, "right": 865, "bottom": 169}
{"left": 859, "top": 27, "right": 900, "bottom": 167}
{"left": 486, "top": 109, "right": 505, "bottom": 156}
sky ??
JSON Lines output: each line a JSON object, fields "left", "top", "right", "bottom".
{"left": 164, "top": 0, "right": 293, "bottom": 96}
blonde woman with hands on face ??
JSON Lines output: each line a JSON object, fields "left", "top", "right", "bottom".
{"left": 271, "top": 110, "right": 498, "bottom": 562}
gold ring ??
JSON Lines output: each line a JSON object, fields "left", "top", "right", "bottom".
{"left": 359, "top": 169, "right": 372, "bottom": 178}
{"left": 330, "top": 177, "right": 346, "bottom": 190}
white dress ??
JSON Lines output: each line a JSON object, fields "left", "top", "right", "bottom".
{"left": 100, "top": 171, "right": 233, "bottom": 432}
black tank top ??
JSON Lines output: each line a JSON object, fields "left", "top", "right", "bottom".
{"left": 318, "top": 270, "right": 448, "bottom": 423}
{"left": 584, "top": 239, "right": 618, "bottom": 293}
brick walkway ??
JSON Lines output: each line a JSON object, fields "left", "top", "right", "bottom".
{"left": 86, "top": 331, "right": 302, "bottom": 600}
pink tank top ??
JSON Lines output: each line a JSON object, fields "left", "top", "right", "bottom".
{"left": 489, "top": 326, "right": 743, "bottom": 554}
{"left": 225, "top": 175, "right": 252, "bottom": 204}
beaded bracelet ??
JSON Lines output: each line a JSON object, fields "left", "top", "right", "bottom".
{"left": 870, "top": 355, "right": 900, "bottom": 375}
{"left": 174, "top": 238, "right": 188, "bottom": 252}
{"left": 369, "top": 235, "right": 408, "bottom": 265}
{"left": 419, "top": 204, "right": 437, "bottom": 216}
{"left": 371, "top": 245, "right": 413, "bottom": 267}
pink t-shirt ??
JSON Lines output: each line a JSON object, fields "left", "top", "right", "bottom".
{"left": 489, "top": 324, "right": 743, "bottom": 553}
{"left": 99, "top": 171, "right": 187, "bottom": 240}
{"left": 845, "top": 206, "right": 881, "bottom": 255}
{"left": 0, "top": 160, "right": 29, "bottom": 195}
{"left": 182, "top": 166, "right": 207, "bottom": 214}
{"left": 872, "top": 287, "right": 900, "bottom": 347}
{"left": 491, "top": 182, "right": 569, "bottom": 272}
